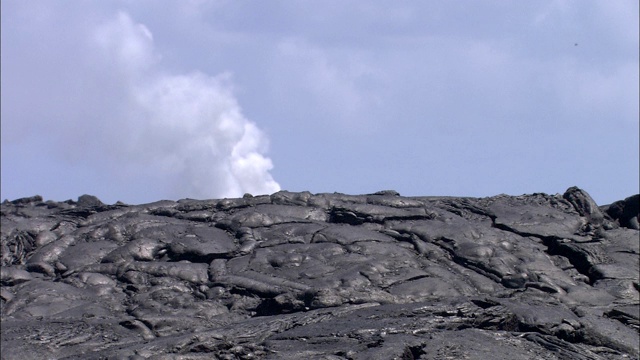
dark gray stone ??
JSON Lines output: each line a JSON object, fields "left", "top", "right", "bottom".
{"left": 605, "top": 194, "right": 640, "bottom": 230}
{"left": 76, "top": 194, "right": 104, "bottom": 208}
{"left": 1, "top": 187, "right": 638, "bottom": 359}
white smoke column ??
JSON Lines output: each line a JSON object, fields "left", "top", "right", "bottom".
{"left": 94, "top": 12, "right": 280, "bottom": 199}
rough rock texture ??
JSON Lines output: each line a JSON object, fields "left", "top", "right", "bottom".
{"left": 1, "top": 187, "right": 638, "bottom": 359}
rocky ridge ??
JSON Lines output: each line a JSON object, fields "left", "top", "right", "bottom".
{"left": 1, "top": 187, "right": 638, "bottom": 359}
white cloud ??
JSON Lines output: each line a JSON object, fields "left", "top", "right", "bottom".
{"left": 94, "top": 11, "right": 157, "bottom": 76}
{"left": 93, "top": 11, "right": 280, "bottom": 199}
{"left": 1, "top": 5, "right": 280, "bottom": 202}
{"left": 273, "top": 38, "right": 383, "bottom": 128}
{"left": 130, "top": 70, "right": 280, "bottom": 198}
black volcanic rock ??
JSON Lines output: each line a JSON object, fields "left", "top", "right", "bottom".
{"left": 1, "top": 187, "right": 638, "bottom": 359}
{"left": 605, "top": 194, "right": 640, "bottom": 230}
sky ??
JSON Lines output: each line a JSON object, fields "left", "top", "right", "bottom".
{"left": 2, "top": 0, "right": 638, "bottom": 206}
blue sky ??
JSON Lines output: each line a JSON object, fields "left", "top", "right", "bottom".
{"left": 2, "top": 1, "right": 638, "bottom": 205}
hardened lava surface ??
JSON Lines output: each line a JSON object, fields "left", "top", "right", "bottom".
{"left": 1, "top": 187, "right": 638, "bottom": 359}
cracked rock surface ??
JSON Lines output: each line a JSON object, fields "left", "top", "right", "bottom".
{"left": 1, "top": 187, "right": 638, "bottom": 359}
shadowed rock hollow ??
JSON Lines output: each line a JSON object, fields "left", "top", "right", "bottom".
{"left": 1, "top": 187, "right": 638, "bottom": 359}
